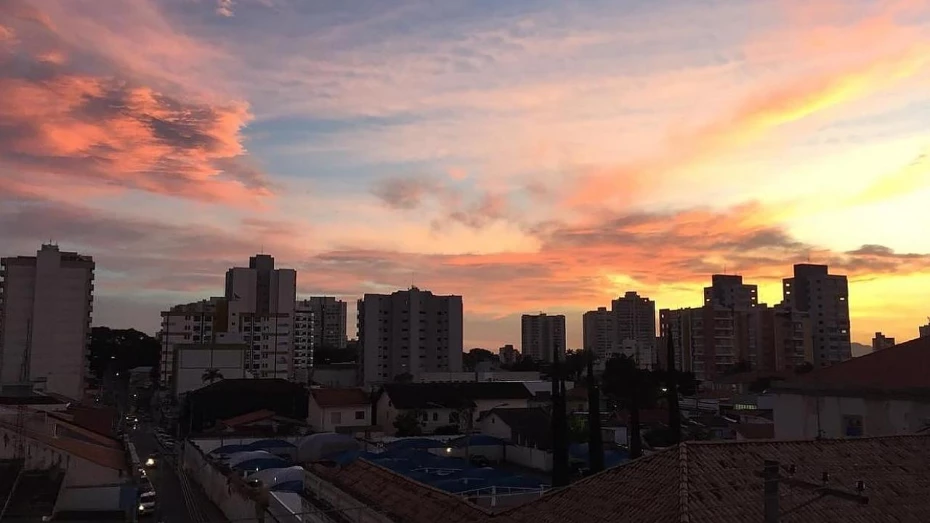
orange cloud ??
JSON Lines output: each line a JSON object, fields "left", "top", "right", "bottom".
{"left": 567, "top": 2, "right": 930, "bottom": 209}
{"left": 0, "top": 6, "right": 271, "bottom": 206}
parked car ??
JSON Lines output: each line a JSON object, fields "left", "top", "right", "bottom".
{"left": 138, "top": 489, "right": 157, "bottom": 516}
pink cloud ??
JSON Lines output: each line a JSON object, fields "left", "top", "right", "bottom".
{"left": 0, "top": 4, "right": 271, "bottom": 206}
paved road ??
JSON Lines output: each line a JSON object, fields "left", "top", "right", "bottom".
{"left": 132, "top": 427, "right": 228, "bottom": 523}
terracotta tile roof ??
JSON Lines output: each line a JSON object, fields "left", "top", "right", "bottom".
{"left": 221, "top": 409, "right": 276, "bottom": 427}
{"left": 311, "top": 387, "right": 369, "bottom": 408}
{"left": 785, "top": 336, "right": 930, "bottom": 393}
{"left": 503, "top": 435, "right": 930, "bottom": 523}
{"left": 312, "top": 459, "right": 503, "bottom": 523}
{"left": 310, "top": 435, "right": 930, "bottom": 523}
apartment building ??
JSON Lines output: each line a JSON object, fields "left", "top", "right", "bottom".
{"left": 296, "top": 297, "right": 347, "bottom": 349}
{"left": 0, "top": 245, "right": 95, "bottom": 399}
{"left": 703, "top": 274, "right": 758, "bottom": 310}
{"left": 747, "top": 304, "right": 813, "bottom": 371}
{"left": 158, "top": 297, "right": 228, "bottom": 389}
{"left": 521, "top": 313, "right": 566, "bottom": 363}
{"left": 583, "top": 307, "right": 614, "bottom": 362}
{"left": 919, "top": 322, "right": 929, "bottom": 338}
{"left": 872, "top": 332, "right": 896, "bottom": 352}
{"left": 612, "top": 291, "right": 657, "bottom": 361}
{"left": 658, "top": 308, "right": 694, "bottom": 373}
{"left": 357, "top": 287, "right": 463, "bottom": 386}
{"left": 782, "top": 264, "right": 851, "bottom": 366}
{"left": 225, "top": 254, "right": 297, "bottom": 379}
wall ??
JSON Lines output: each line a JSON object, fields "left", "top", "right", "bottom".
{"left": 772, "top": 392, "right": 930, "bottom": 440}
{"left": 307, "top": 401, "right": 371, "bottom": 432}
{"left": 428, "top": 444, "right": 504, "bottom": 462}
{"left": 55, "top": 484, "right": 132, "bottom": 513}
{"left": 181, "top": 440, "right": 266, "bottom": 523}
{"left": 506, "top": 445, "right": 552, "bottom": 472}
{"left": 174, "top": 346, "right": 248, "bottom": 397}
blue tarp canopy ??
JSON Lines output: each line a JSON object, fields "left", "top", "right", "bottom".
{"left": 384, "top": 438, "right": 447, "bottom": 451}
{"left": 210, "top": 444, "right": 251, "bottom": 455}
{"left": 448, "top": 435, "right": 506, "bottom": 448}
{"left": 234, "top": 457, "right": 289, "bottom": 472}
{"left": 247, "top": 439, "right": 296, "bottom": 450}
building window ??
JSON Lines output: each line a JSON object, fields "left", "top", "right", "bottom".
{"left": 355, "top": 411, "right": 365, "bottom": 420}
{"left": 843, "top": 415, "right": 863, "bottom": 437}
{"left": 331, "top": 411, "right": 342, "bottom": 424}
{"left": 432, "top": 412, "right": 438, "bottom": 422}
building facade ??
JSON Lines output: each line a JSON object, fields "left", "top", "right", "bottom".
{"left": 746, "top": 304, "right": 813, "bottom": 371}
{"left": 611, "top": 291, "right": 657, "bottom": 364}
{"left": 224, "top": 254, "right": 297, "bottom": 379}
{"left": 296, "top": 297, "right": 347, "bottom": 350}
{"left": 158, "top": 297, "right": 228, "bottom": 389}
{"left": 658, "top": 308, "right": 694, "bottom": 372}
{"left": 0, "top": 245, "right": 95, "bottom": 399}
{"left": 171, "top": 343, "right": 248, "bottom": 396}
{"left": 703, "top": 274, "right": 758, "bottom": 310}
{"left": 357, "top": 287, "right": 463, "bottom": 386}
{"left": 582, "top": 307, "right": 614, "bottom": 362}
{"left": 782, "top": 264, "right": 851, "bottom": 366}
{"left": 521, "top": 313, "right": 566, "bottom": 363}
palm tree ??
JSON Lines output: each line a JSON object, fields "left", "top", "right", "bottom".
{"left": 202, "top": 368, "right": 224, "bottom": 384}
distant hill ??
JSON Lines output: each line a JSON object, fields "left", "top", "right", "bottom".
{"left": 851, "top": 342, "right": 872, "bottom": 357}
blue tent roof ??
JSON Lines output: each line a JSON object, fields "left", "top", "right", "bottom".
{"left": 247, "top": 439, "right": 296, "bottom": 450}
{"left": 210, "top": 444, "right": 252, "bottom": 455}
{"left": 233, "top": 457, "right": 289, "bottom": 472}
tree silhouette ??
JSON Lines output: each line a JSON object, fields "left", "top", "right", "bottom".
{"left": 550, "top": 345, "right": 569, "bottom": 486}
{"left": 602, "top": 355, "right": 657, "bottom": 459}
{"left": 586, "top": 350, "right": 604, "bottom": 473}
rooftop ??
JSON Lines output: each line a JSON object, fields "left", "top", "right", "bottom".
{"left": 777, "top": 335, "right": 930, "bottom": 395}
{"left": 317, "top": 435, "right": 930, "bottom": 523}
{"left": 382, "top": 382, "right": 533, "bottom": 410}
{"left": 311, "top": 387, "right": 369, "bottom": 407}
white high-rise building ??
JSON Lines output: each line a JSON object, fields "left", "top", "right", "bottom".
{"left": 158, "top": 297, "right": 226, "bottom": 389}
{"left": 521, "top": 313, "right": 566, "bottom": 363}
{"left": 0, "top": 245, "right": 94, "bottom": 400}
{"left": 224, "top": 255, "right": 296, "bottom": 380}
{"left": 357, "top": 287, "right": 463, "bottom": 386}
{"left": 783, "top": 264, "right": 851, "bottom": 366}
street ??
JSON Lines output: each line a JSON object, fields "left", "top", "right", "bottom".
{"left": 132, "top": 427, "right": 228, "bottom": 523}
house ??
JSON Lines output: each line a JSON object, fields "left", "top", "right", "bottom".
{"left": 311, "top": 434, "right": 930, "bottom": 522}
{"left": 213, "top": 409, "right": 309, "bottom": 436}
{"left": 180, "top": 379, "right": 309, "bottom": 435}
{"left": 480, "top": 407, "right": 552, "bottom": 449}
{"left": 767, "top": 336, "right": 930, "bottom": 439}
{"left": 308, "top": 388, "right": 371, "bottom": 432}
{"left": 376, "top": 382, "right": 533, "bottom": 435}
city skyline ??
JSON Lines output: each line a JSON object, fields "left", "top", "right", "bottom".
{"left": 2, "top": 0, "right": 929, "bottom": 350}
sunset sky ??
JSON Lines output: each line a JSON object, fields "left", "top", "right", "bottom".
{"left": 2, "top": 0, "right": 929, "bottom": 351}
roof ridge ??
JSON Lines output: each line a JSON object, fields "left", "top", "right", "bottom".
{"left": 679, "top": 442, "right": 690, "bottom": 523}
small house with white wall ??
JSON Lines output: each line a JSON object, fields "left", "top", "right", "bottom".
{"left": 308, "top": 388, "right": 371, "bottom": 432}
{"left": 376, "top": 382, "right": 533, "bottom": 435}
{"left": 768, "top": 336, "right": 930, "bottom": 439}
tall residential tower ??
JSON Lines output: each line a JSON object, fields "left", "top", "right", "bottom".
{"left": 0, "top": 245, "right": 95, "bottom": 399}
